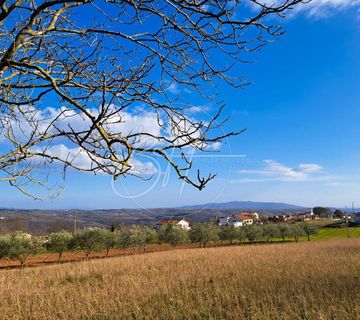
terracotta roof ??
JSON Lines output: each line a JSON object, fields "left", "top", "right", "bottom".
{"left": 232, "top": 212, "right": 254, "bottom": 221}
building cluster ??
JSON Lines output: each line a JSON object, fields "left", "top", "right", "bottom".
{"left": 217, "top": 212, "right": 259, "bottom": 227}
{"left": 269, "top": 209, "right": 317, "bottom": 223}
{"left": 154, "top": 208, "right": 360, "bottom": 230}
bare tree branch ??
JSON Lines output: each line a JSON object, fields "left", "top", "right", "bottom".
{"left": 0, "top": 0, "right": 306, "bottom": 197}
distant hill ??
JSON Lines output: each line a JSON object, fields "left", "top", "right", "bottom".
{"left": 180, "top": 201, "right": 306, "bottom": 210}
{"left": 0, "top": 201, "right": 309, "bottom": 233}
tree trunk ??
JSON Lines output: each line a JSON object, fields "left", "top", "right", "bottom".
{"left": 58, "top": 252, "right": 62, "bottom": 263}
{"left": 307, "top": 234, "right": 310, "bottom": 241}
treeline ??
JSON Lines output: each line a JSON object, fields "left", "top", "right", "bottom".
{"left": 0, "top": 223, "right": 317, "bottom": 267}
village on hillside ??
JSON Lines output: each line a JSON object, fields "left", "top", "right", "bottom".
{"left": 156, "top": 207, "right": 360, "bottom": 230}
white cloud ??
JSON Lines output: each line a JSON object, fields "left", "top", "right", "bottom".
{"left": 166, "top": 83, "right": 181, "bottom": 94}
{"left": 30, "top": 144, "right": 158, "bottom": 175}
{"left": 238, "top": 159, "right": 325, "bottom": 181}
{"left": 298, "top": 163, "right": 323, "bottom": 173}
{"left": 1, "top": 105, "right": 163, "bottom": 148}
{"left": 249, "top": 0, "right": 360, "bottom": 18}
{"left": 1, "top": 104, "right": 220, "bottom": 177}
{"left": 208, "top": 141, "right": 222, "bottom": 151}
{"left": 303, "top": 0, "right": 360, "bottom": 18}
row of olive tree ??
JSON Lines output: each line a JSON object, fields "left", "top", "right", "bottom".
{"left": 0, "top": 226, "right": 158, "bottom": 267}
{"left": 158, "top": 222, "right": 318, "bottom": 247}
{"left": 0, "top": 223, "right": 317, "bottom": 267}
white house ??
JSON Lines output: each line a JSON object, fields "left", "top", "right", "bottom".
{"left": 232, "top": 220, "right": 244, "bottom": 227}
{"left": 156, "top": 218, "right": 191, "bottom": 230}
{"left": 233, "top": 213, "right": 255, "bottom": 225}
{"left": 217, "top": 212, "right": 256, "bottom": 227}
{"left": 251, "top": 212, "right": 259, "bottom": 220}
{"left": 218, "top": 216, "right": 232, "bottom": 226}
{"left": 293, "top": 209, "right": 315, "bottom": 221}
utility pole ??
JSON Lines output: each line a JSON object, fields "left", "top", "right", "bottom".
{"left": 345, "top": 205, "right": 350, "bottom": 238}
{"left": 73, "top": 211, "right": 77, "bottom": 234}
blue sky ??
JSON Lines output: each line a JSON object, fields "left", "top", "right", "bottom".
{"left": 1, "top": 1, "right": 360, "bottom": 209}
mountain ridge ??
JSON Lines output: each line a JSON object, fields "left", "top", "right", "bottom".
{"left": 179, "top": 201, "right": 307, "bottom": 210}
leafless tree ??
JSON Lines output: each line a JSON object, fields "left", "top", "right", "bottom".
{"left": 0, "top": 0, "right": 306, "bottom": 198}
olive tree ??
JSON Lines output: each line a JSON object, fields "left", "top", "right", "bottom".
{"left": 70, "top": 228, "right": 106, "bottom": 259}
{"left": 244, "top": 225, "right": 263, "bottom": 243}
{"left": 0, "top": 0, "right": 305, "bottom": 198}
{"left": 189, "top": 223, "right": 219, "bottom": 247}
{"left": 289, "top": 225, "right": 305, "bottom": 243}
{"left": 7, "top": 231, "right": 42, "bottom": 268}
{"left": 263, "top": 224, "right": 280, "bottom": 243}
{"left": 47, "top": 230, "right": 73, "bottom": 262}
{"left": 0, "top": 235, "right": 9, "bottom": 260}
{"left": 277, "top": 224, "right": 290, "bottom": 243}
{"left": 129, "top": 225, "right": 150, "bottom": 254}
{"left": 103, "top": 230, "right": 117, "bottom": 257}
{"left": 237, "top": 227, "right": 247, "bottom": 244}
{"left": 159, "top": 224, "right": 188, "bottom": 248}
{"left": 116, "top": 226, "right": 136, "bottom": 250}
{"left": 141, "top": 226, "right": 158, "bottom": 252}
{"left": 219, "top": 225, "right": 239, "bottom": 245}
{"left": 302, "top": 223, "right": 318, "bottom": 241}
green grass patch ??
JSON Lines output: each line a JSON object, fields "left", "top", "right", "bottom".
{"left": 302, "top": 226, "right": 360, "bottom": 241}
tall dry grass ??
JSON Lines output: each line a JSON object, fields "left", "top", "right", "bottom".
{"left": 1, "top": 239, "right": 360, "bottom": 320}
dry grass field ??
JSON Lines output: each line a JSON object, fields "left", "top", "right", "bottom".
{"left": 1, "top": 239, "right": 360, "bottom": 320}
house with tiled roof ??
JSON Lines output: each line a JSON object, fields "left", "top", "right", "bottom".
{"left": 217, "top": 212, "right": 259, "bottom": 227}
{"left": 156, "top": 218, "right": 191, "bottom": 230}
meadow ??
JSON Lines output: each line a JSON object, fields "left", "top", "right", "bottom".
{"left": 1, "top": 238, "right": 360, "bottom": 320}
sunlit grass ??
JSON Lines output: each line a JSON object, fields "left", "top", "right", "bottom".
{"left": 0, "top": 238, "right": 360, "bottom": 319}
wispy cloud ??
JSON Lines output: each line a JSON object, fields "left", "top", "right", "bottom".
{"left": 300, "top": 0, "right": 360, "bottom": 18}
{"left": 166, "top": 83, "right": 181, "bottom": 94}
{"left": 237, "top": 159, "right": 338, "bottom": 182}
{"left": 249, "top": 0, "right": 360, "bottom": 18}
